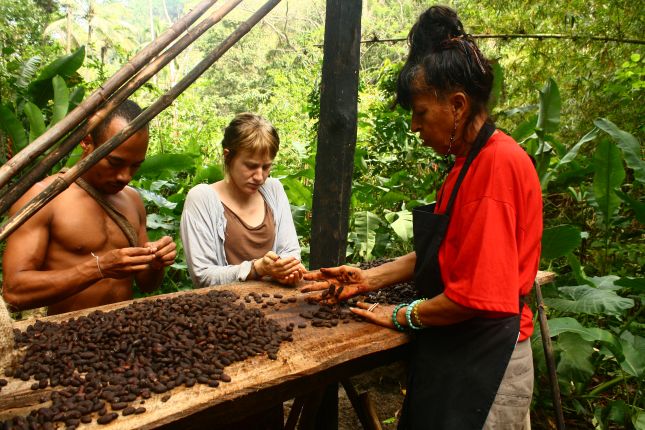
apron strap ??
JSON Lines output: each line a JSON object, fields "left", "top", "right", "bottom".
{"left": 440, "top": 120, "right": 496, "bottom": 217}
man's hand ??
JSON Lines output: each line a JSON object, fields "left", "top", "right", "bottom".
{"left": 144, "top": 236, "right": 177, "bottom": 270}
{"left": 300, "top": 266, "right": 371, "bottom": 303}
{"left": 95, "top": 247, "right": 157, "bottom": 278}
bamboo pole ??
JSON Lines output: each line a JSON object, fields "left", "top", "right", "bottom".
{"left": 0, "top": 0, "right": 282, "bottom": 244}
{"left": 535, "top": 280, "right": 566, "bottom": 430}
{"left": 316, "top": 33, "right": 645, "bottom": 47}
{"left": 0, "top": 0, "right": 218, "bottom": 192}
{"left": 0, "top": 0, "right": 244, "bottom": 216}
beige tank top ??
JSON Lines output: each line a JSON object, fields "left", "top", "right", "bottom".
{"left": 222, "top": 200, "right": 276, "bottom": 264}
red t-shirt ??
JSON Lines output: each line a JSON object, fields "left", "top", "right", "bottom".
{"left": 435, "top": 131, "right": 542, "bottom": 341}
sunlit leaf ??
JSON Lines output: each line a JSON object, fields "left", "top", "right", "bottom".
{"left": 281, "top": 177, "right": 312, "bottom": 207}
{"left": 136, "top": 153, "right": 196, "bottom": 178}
{"left": 595, "top": 118, "right": 644, "bottom": 185}
{"left": 536, "top": 78, "right": 561, "bottom": 134}
{"left": 385, "top": 209, "right": 413, "bottom": 242}
{"left": 49, "top": 75, "right": 69, "bottom": 127}
{"left": 146, "top": 213, "right": 176, "bottom": 230}
{"left": 135, "top": 188, "right": 177, "bottom": 210}
{"left": 352, "top": 211, "right": 382, "bottom": 261}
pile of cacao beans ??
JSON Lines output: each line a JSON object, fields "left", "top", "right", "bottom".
{"left": 0, "top": 290, "right": 293, "bottom": 429}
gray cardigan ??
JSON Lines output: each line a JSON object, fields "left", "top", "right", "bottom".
{"left": 180, "top": 179, "right": 301, "bottom": 287}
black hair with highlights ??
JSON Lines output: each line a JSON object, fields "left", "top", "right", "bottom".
{"left": 396, "top": 5, "right": 494, "bottom": 126}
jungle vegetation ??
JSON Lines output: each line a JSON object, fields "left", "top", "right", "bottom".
{"left": 0, "top": 1, "right": 643, "bottom": 428}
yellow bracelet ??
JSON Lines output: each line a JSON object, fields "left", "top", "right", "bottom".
{"left": 412, "top": 298, "right": 426, "bottom": 328}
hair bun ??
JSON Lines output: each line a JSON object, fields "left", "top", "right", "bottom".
{"left": 408, "top": 5, "right": 465, "bottom": 59}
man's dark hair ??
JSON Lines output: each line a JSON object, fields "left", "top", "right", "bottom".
{"left": 90, "top": 100, "right": 146, "bottom": 144}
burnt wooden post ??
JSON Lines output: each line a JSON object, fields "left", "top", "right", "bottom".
{"left": 307, "top": 1, "right": 362, "bottom": 430}
{"left": 309, "top": 0, "right": 362, "bottom": 270}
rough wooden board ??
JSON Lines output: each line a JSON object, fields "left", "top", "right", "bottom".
{"left": 1, "top": 271, "right": 555, "bottom": 428}
{"left": 1, "top": 281, "right": 409, "bottom": 428}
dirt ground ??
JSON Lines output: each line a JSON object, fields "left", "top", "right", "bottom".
{"left": 282, "top": 361, "right": 408, "bottom": 430}
{"left": 337, "top": 362, "right": 407, "bottom": 430}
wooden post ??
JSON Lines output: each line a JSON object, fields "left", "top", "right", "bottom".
{"left": 309, "top": 0, "right": 362, "bottom": 270}
{"left": 309, "top": 2, "right": 362, "bottom": 430}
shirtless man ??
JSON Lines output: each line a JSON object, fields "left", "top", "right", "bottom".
{"left": 2, "top": 100, "right": 176, "bottom": 315}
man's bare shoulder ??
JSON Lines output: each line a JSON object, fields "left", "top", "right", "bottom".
{"left": 9, "top": 175, "right": 62, "bottom": 217}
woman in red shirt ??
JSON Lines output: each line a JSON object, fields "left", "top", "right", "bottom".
{"left": 303, "top": 5, "right": 542, "bottom": 430}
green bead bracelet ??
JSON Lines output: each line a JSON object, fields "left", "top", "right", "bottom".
{"left": 392, "top": 303, "right": 407, "bottom": 332}
{"left": 406, "top": 299, "right": 424, "bottom": 330}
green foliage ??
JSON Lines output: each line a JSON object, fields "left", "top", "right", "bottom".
{"left": 0, "top": 3, "right": 643, "bottom": 428}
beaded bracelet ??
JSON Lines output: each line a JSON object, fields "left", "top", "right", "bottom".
{"left": 412, "top": 298, "right": 426, "bottom": 328}
{"left": 392, "top": 303, "right": 407, "bottom": 332}
{"left": 406, "top": 299, "right": 424, "bottom": 330}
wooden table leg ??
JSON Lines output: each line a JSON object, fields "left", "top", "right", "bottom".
{"left": 298, "top": 390, "right": 325, "bottom": 430}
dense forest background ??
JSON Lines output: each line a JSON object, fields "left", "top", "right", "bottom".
{"left": 0, "top": 0, "right": 643, "bottom": 428}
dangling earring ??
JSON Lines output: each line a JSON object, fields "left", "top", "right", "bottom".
{"left": 447, "top": 115, "right": 457, "bottom": 156}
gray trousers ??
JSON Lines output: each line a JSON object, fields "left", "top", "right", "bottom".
{"left": 483, "top": 339, "right": 533, "bottom": 430}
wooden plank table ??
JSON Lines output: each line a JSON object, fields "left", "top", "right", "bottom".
{"left": 0, "top": 271, "right": 555, "bottom": 429}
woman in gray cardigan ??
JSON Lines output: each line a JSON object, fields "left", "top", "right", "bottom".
{"left": 180, "top": 113, "right": 304, "bottom": 288}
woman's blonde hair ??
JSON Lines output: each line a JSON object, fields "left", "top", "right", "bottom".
{"left": 222, "top": 113, "right": 280, "bottom": 170}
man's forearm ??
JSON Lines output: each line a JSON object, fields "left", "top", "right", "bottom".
{"left": 3, "top": 259, "right": 102, "bottom": 310}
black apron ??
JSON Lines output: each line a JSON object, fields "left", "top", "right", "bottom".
{"left": 398, "top": 122, "right": 522, "bottom": 430}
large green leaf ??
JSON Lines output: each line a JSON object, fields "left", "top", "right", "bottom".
{"left": 593, "top": 139, "right": 625, "bottom": 224}
{"left": 146, "top": 213, "right": 176, "bottom": 230}
{"left": 135, "top": 188, "right": 177, "bottom": 210}
{"left": 619, "top": 332, "right": 645, "bottom": 378}
{"left": 595, "top": 118, "right": 644, "bottom": 185}
{"left": 31, "top": 46, "right": 85, "bottom": 86}
{"left": 545, "top": 285, "right": 634, "bottom": 316}
{"left": 547, "top": 317, "right": 615, "bottom": 344}
{"left": 541, "top": 224, "right": 581, "bottom": 259}
{"left": 28, "top": 47, "right": 85, "bottom": 106}
{"left": 135, "top": 153, "right": 196, "bottom": 178}
{"left": 0, "top": 104, "right": 28, "bottom": 152}
{"left": 555, "top": 332, "right": 594, "bottom": 383}
{"left": 385, "top": 209, "right": 413, "bottom": 242}
{"left": 536, "top": 78, "right": 561, "bottom": 134}
{"left": 541, "top": 127, "right": 599, "bottom": 189}
{"left": 352, "top": 211, "right": 382, "bottom": 260}
{"left": 49, "top": 75, "right": 69, "bottom": 127}
{"left": 193, "top": 164, "right": 224, "bottom": 185}
{"left": 23, "top": 102, "right": 46, "bottom": 142}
